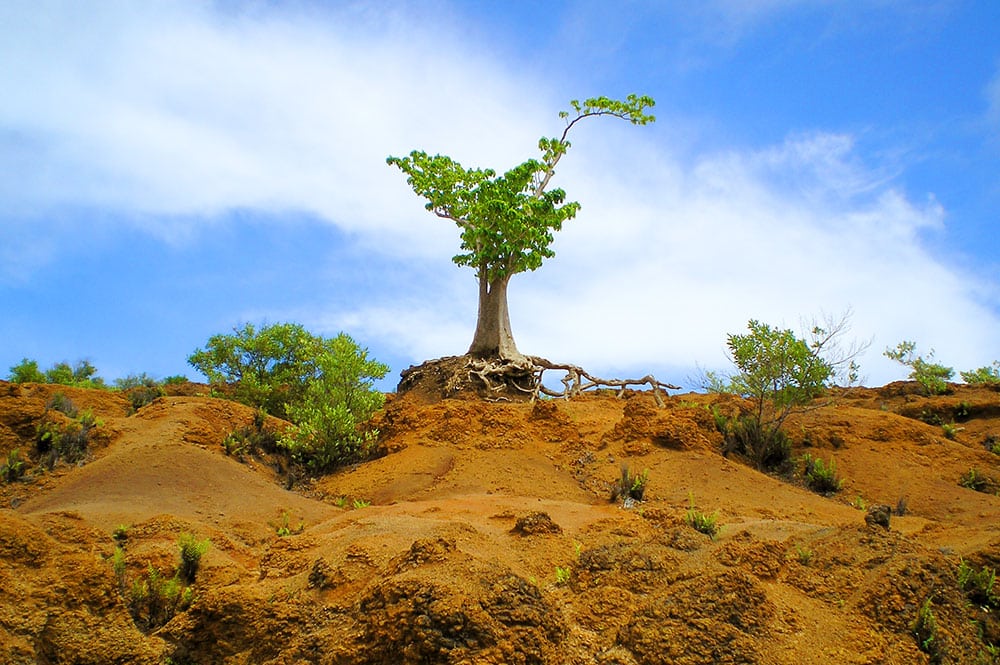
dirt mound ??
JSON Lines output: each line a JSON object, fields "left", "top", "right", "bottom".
{"left": 1, "top": 380, "right": 999, "bottom": 663}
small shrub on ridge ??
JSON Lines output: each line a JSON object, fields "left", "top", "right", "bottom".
{"left": 803, "top": 454, "right": 843, "bottom": 493}
{"left": 884, "top": 341, "right": 953, "bottom": 396}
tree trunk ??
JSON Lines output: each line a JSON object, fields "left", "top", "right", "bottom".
{"left": 467, "top": 274, "right": 523, "bottom": 360}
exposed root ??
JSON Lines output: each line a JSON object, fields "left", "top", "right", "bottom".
{"left": 465, "top": 356, "right": 680, "bottom": 406}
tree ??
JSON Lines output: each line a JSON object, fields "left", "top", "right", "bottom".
{"left": 388, "top": 95, "right": 655, "bottom": 362}
{"left": 188, "top": 322, "right": 324, "bottom": 418}
{"left": 279, "top": 334, "right": 389, "bottom": 472}
{"left": 188, "top": 323, "right": 389, "bottom": 473}
{"left": 884, "top": 341, "right": 953, "bottom": 395}
{"left": 706, "top": 313, "right": 864, "bottom": 470}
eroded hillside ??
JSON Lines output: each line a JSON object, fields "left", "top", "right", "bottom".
{"left": 1, "top": 380, "right": 999, "bottom": 664}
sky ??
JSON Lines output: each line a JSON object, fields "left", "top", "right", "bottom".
{"left": 2, "top": 0, "right": 999, "bottom": 391}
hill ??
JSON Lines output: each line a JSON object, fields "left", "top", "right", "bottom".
{"left": 1, "top": 379, "right": 999, "bottom": 664}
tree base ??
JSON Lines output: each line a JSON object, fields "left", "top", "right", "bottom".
{"left": 397, "top": 355, "right": 681, "bottom": 405}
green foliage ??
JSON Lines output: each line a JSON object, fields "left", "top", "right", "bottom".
{"left": 8, "top": 358, "right": 45, "bottom": 383}
{"left": 351, "top": 498, "right": 371, "bottom": 509}
{"left": 223, "top": 410, "right": 279, "bottom": 461}
{"left": 188, "top": 322, "right": 323, "bottom": 417}
{"left": 387, "top": 95, "right": 654, "bottom": 286}
{"left": 685, "top": 495, "right": 720, "bottom": 539}
{"left": 8, "top": 358, "right": 107, "bottom": 388}
{"left": 957, "top": 559, "right": 998, "bottom": 608}
{"left": 718, "top": 413, "right": 792, "bottom": 472}
{"left": 912, "top": 596, "right": 941, "bottom": 663}
{"left": 554, "top": 566, "right": 571, "bottom": 586}
{"left": 116, "top": 373, "right": 165, "bottom": 412}
{"left": 275, "top": 511, "right": 304, "bottom": 537}
{"left": 884, "top": 341, "right": 954, "bottom": 395}
{"left": 278, "top": 334, "right": 388, "bottom": 473}
{"left": 127, "top": 565, "right": 193, "bottom": 631}
{"left": 46, "top": 392, "right": 78, "bottom": 417}
{"left": 610, "top": 464, "right": 649, "bottom": 503}
{"left": 802, "top": 454, "right": 843, "bottom": 494}
{"left": 163, "top": 375, "right": 189, "bottom": 385}
{"left": 794, "top": 545, "right": 813, "bottom": 566}
{"left": 1, "top": 449, "right": 26, "bottom": 483}
{"left": 985, "top": 435, "right": 1000, "bottom": 456}
{"left": 35, "top": 408, "right": 99, "bottom": 469}
{"left": 959, "top": 468, "right": 997, "bottom": 493}
{"left": 177, "top": 533, "right": 210, "bottom": 584}
{"left": 941, "top": 422, "right": 961, "bottom": 440}
{"left": 709, "top": 315, "right": 861, "bottom": 471}
{"left": 961, "top": 362, "right": 1000, "bottom": 386}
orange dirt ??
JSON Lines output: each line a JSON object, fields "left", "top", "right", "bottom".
{"left": 1, "top": 379, "right": 999, "bottom": 664}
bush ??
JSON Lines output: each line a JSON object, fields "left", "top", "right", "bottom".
{"left": 277, "top": 334, "right": 388, "bottom": 473}
{"left": 610, "top": 464, "right": 648, "bottom": 503}
{"left": 718, "top": 413, "right": 792, "bottom": 472}
{"left": 803, "top": 454, "right": 843, "bottom": 493}
{"left": 7, "top": 358, "right": 107, "bottom": 388}
{"left": 957, "top": 559, "right": 998, "bottom": 608}
{"left": 885, "top": 341, "right": 954, "bottom": 395}
{"left": 1, "top": 449, "right": 26, "bottom": 483}
{"left": 115, "top": 374, "right": 165, "bottom": 412}
{"left": 706, "top": 313, "right": 863, "bottom": 471}
{"left": 685, "top": 495, "right": 720, "bottom": 539}
{"left": 8, "top": 358, "right": 45, "bottom": 383}
{"left": 961, "top": 362, "right": 1000, "bottom": 386}
{"left": 177, "top": 533, "right": 210, "bottom": 584}
{"left": 35, "top": 408, "right": 101, "bottom": 469}
{"left": 223, "top": 410, "right": 279, "bottom": 461}
{"left": 912, "top": 596, "right": 940, "bottom": 663}
{"left": 46, "top": 392, "right": 78, "bottom": 418}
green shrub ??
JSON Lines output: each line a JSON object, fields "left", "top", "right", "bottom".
{"left": 163, "top": 375, "right": 188, "bottom": 385}
{"left": 128, "top": 565, "right": 193, "bottom": 630}
{"left": 803, "top": 454, "right": 843, "bottom": 493}
{"left": 46, "top": 392, "right": 78, "bottom": 418}
{"left": 115, "top": 374, "right": 165, "bottom": 412}
{"left": 35, "top": 415, "right": 95, "bottom": 469}
{"left": 177, "top": 533, "right": 210, "bottom": 584}
{"left": 719, "top": 413, "right": 792, "bottom": 472}
{"left": 223, "top": 410, "right": 279, "bottom": 461}
{"left": 1, "top": 449, "right": 26, "bottom": 483}
{"left": 190, "top": 324, "right": 388, "bottom": 475}
{"left": 961, "top": 362, "right": 1000, "bottom": 386}
{"left": 8, "top": 358, "right": 45, "bottom": 383}
{"left": 912, "top": 596, "right": 941, "bottom": 663}
{"left": 959, "top": 468, "right": 994, "bottom": 493}
{"left": 885, "top": 341, "right": 954, "bottom": 395}
{"left": 277, "top": 334, "right": 388, "bottom": 473}
{"left": 957, "top": 559, "right": 998, "bottom": 608}
{"left": 685, "top": 495, "right": 720, "bottom": 539}
{"left": 941, "top": 422, "right": 961, "bottom": 440}
{"left": 610, "top": 464, "right": 649, "bottom": 503}
{"left": 706, "top": 314, "right": 863, "bottom": 471}
{"left": 985, "top": 435, "right": 1000, "bottom": 456}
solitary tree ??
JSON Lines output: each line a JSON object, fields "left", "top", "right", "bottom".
{"left": 388, "top": 95, "right": 655, "bottom": 363}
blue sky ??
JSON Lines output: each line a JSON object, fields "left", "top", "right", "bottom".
{"left": 2, "top": 0, "right": 999, "bottom": 390}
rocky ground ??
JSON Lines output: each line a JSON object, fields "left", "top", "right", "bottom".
{"left": 1, "top": 377, "right": 999, "bottom": 664}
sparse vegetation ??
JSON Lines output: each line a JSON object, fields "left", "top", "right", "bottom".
{"left": 895, "top": 496, "right": 908, "bottom": 516}
{"left": 957, "top": 559, "right": 998, "bottom": 608}
{"left": 111, "top": 535, "right": 205, "bottom": 632}
{"left": 802, "top": 454, "right": 843, "bottom": 494}
{"left": 351, "top": 498, "right": 371, "bottom": 509}
{"left": 960, "top": 468, "right": 991, "bottom": 493}
{"left": 1, "top": 449, "right": 26, "bottom": 483}
{"left": 685, "top": 495, "right": 720, "bottom": 539}
{"left": 554, "top": 566, "right": 571, "bottom": 586}
{"left": 35, "top": 408, "right": 100, "bottom": 469}
{"left": 275, "top": 512, "right": 304, "bottom": 537}
{"left": 912, "top": 596, "right": 941, "bottom": 663}
{"left": 8, "top": 358, "right": 108, "bottom": 389}
{"left": 116, "top": 373, "right": 165, "bottom": 413}
{"left": 941, "top": 422, "right": 962, "bottom": 440}
{"left": 794, "top": 545, "right": 813, "bottom": 566}
{"left": 610, "top": 464, "right": 648, "bottom": 503}
{"left": 985, "top": 435, "right": 1000, "bottom": 456}
{"left": 885, "top": 341, "right": 954, "bottom": 396}
{"left": 961, "top": 362, "right": 1000, "bottom": 386}
{"left": 222, "top": 409, "right": 279, "bottom": 461}
{"left": 177, "top": 533, "right": 210, "bottom": 584}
